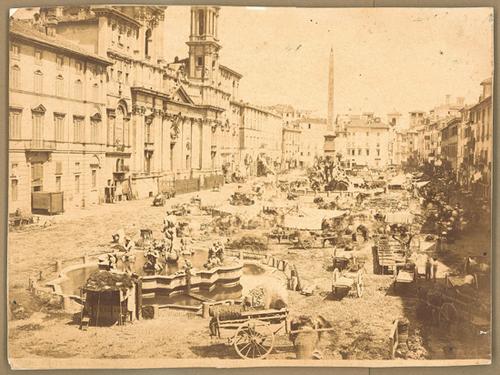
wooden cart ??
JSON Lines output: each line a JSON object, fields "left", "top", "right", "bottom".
{"left": 393, "top": 263, "right": 417, "bottom": 293}
{"left": 332, "top": 265, "right": 365, "bottom": 298}
{"left": 209, "top": 307, "right": 289, "bottom": 359}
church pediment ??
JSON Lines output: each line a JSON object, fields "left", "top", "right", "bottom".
{"left": 170, "top": 85, "right": 195, "bottom": 105}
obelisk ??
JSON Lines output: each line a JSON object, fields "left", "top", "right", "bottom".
{"left": 324, "top": 47, "right": 336, "bottom": 156}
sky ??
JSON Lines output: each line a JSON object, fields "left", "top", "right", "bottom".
{"left": 11, "top": 7, "right": 493, "bottom": 126}
{"left": 163, "top": 7, "right": 493, "bottom": 126}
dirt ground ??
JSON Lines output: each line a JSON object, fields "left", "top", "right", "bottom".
{"left": 7, "top": 182, "right": 491, "bottom": 362}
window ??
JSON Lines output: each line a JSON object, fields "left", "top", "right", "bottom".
{"left": 145, "top": 29, "right": 152, "bottom": 58}
{"left": 9, "top": 109, "right": 22, "bottom": 139}
{"left": 11, "top": 179, "right": 18, "bottom": 201}
{"left": 73, "top": 116, "right": 84, "bottom": 143}
{"left": 34, "top": 50, "right": 42, "bottom": 64}
{"left": 56, "top": 56, "right": 64, "bottom": 69}
{"left": 125, "top": 73, "right": 129, "bottom": 84}
{"left": 55, "top": 161, "right": 63, "bottom": 175}
{"left": 74, "top": 79, "right": 83, "bottom": 99}
{"left": 10, "top": 65, "right": 20, "bottom": 89}
{"left": 358, "top": 149, "right": 362, "bottom": 156}
{"left": 91, "top": 169, "right": 97, "bottom": 188}
{"left": 10, "top": 43, "right": 20, "bottom": 58}
{"left": 197, "top": 56, "right": 203, "bottom": 67}
{"left": 366, "top": 149, "right": 370, "bottom": 156}
{"left": 32, "top": 112, "right": 44, "bottom": 143}
{"left": 55, "top": 75, "right": 64, "bottom": 96}
{"left": 90, "top": 120, "right": 99, "bottom": 143}
{"left": 75, "top": 175, "right": 80, "bottom": 193}
{"left": 56, "top": 176, "right": 61, "bottom": 192}
{"left": 34, "top": 70, "right": 43, "bottom": 93}
{"left": 377, "top": 149, "right": 380, "bottom": 156}
{"left": 54, "top": 114, "right": 65, "bottom": 142}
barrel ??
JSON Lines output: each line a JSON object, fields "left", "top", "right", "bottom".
{"left": 293, "top": 330, "right": 318, "bottom": 359}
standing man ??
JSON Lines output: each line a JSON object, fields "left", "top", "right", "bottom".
{"left": 432, "top": 257, "right": 439, "bottom": 282}
{"left": 425, "top": 255, "right": 432, "bottom": 281}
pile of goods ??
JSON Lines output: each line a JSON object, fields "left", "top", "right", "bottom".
{"left": 84, "top": 270, "right": 135, "bottom": 292}
{"left": 227, "top": 235, "right": 268, "bottom": 251}
{"left": 207, "top": 215, "right": 242, "bottom": 235}
{"left": 229, "top": 192, "right": 255, "bottom": 206}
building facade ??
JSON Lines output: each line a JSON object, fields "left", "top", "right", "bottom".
{"left": 9, "top": 19, "right": 113, "bottom": 213}
{"left": 8, "top": 5, "right": 284, "bottom": 214}
{"left": 335, "top": 113, "right": 390, "bottom": 169}
{"left": 281, "top": 126, "right": 301, "bottom": 170}
{"left": 297, "top": 117, "right": 327, "bottom": 169}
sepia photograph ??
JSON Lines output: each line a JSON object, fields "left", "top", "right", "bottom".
{"left": 6, "top": 4, "right": 493, "bottom": 369}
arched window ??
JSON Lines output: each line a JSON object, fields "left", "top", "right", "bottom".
{"left": 55, "top": 75, "right": 64, "bottom": 96}
{"left": 74, "top": 79, "right": 83, "bottom": 99}
{"left": 145, "top": 29, "right": 152, "bottom": 58}
{"left": 34, "top": 70, "right": 43, "bottom": 93}
{"left": 10, "top": 65, "right": 20, "bottom": 89}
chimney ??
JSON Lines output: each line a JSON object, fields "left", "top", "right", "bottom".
{"left": 456, "top": 97, "right": 465, "bottom": 106}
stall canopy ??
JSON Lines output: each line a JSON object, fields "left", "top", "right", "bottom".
{"left": 350, "top": 177, "right": 365, "bottom": 186}
{"left": 387, "top": 175, "right": 407, "bottom": 189}
{"left": 385, "top": 211, "right": 414, "bottom": 224}
{"left": 283, "top": 208, "right": 349, "bottom": 230}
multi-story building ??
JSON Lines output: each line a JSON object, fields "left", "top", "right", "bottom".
{"left": 440, "top": 117, "right": 460, "bottom": 170}
{"left": 409, "top": 110, "right": 427, "bottom": 129}
{"left": 297, "top": 117, "right": 327, "bottom": 169}
{"left": 282, "top": 125, "right": 301, "bottom": 170}
{"left": 238, "top": 103, "right": 282, "bottom": 176}
{"left": 470, "top": 78, "right": 493, "bottom": 177}
{"left": 9, "top": 18, "right": 113, "bottom": 212}
{"left": 8, "top": 5, "right": 284, "bottom": 213}
{"left": 335, "top": 113, "right": 390, "bottom": 169}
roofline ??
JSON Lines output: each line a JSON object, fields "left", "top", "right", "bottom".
{"left": 92, "top": 7, "right": 143, "bottom": 28}
{"left": 469, "top": 95, "right": 492, "bottom": 111}
{"left": 219, "top": 64, "right": 243, "bottom": 79}
{"left": 9, "top": 30, "right": 113, "bottom": 66}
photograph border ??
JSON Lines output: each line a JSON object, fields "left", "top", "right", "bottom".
{"left": 1, "top": 0, "right": 497, "bottom": 373}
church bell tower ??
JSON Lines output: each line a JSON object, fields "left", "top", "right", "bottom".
{"left": 186, "top": 6, "right": 221, "bottom": 83}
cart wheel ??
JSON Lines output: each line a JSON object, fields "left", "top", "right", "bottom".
{"left": 439, "top": 302, "right": 457, "bottom": 327}
{"left": 356, "top": 273, "right": 365, "bottom": 298}
{"left": 233, "top": 320, "right": 275, "bottom": 359}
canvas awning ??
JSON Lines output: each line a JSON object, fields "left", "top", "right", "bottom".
{"left": 415, "top": 181, "right": 430, "bottom": 188}
{"left": 388, "top": 175, "right": 407, "bottom": 186}
{"left": 385, "top": 212, "right": 413, "bottom": 224}
{"left": 283, "top": 208, "right": 348, "bottom": 229}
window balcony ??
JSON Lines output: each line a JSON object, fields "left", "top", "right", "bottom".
{"left": 144, "top": 141, "right": 155, "bottom": 152}
{"left": 25, "top": 139, "right": 56, "bottom": 151}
